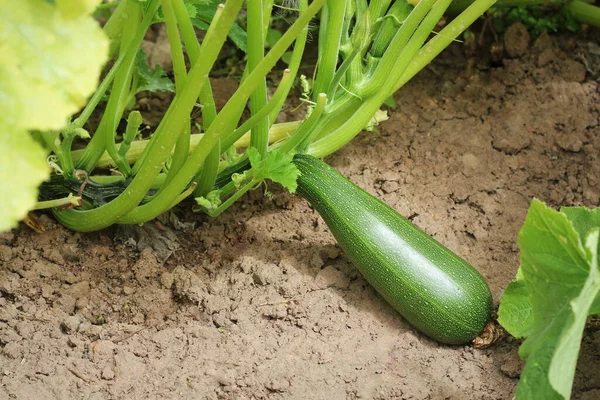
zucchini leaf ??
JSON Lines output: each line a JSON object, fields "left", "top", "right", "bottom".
{"left": 498, "top": 199, "right": 600, "bottom": 400}
{"left": 0, "top": 0, "right": 108, "bottom": 231}
{"left": 0, "top": 0, "right": 108, "bottom": 130}
{"left": 135, "top": 50, "right": 175, "bottom": 93}
{"left": 0, "top": 130, "right": 50, "bottom": 231}
{"left": 191, "top": 1, "right": 247, "bottom": 52}
{"left": 497, "top": 280, "right": 533, "bottom": 338}
{"left": 247, "top": 147, "right": 300, "bottom": 193}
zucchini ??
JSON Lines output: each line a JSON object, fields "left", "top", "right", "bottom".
{"left": 293, "top": 154, "right": 492, "bottom": 344}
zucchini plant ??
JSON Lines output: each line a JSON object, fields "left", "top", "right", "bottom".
{"left": 498, "top": 200, "right": 600, "bottom": 399}
{"left": 2, "top": 0, "right": 499, "bottom": 344}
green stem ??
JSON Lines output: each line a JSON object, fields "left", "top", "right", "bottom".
{"left": 204, "top": 179, "right": 258, "bottom": 218}
{"left": 33, "top": 194, "right": 82, "bottom": 211}
{"left": 359, "top": 0, "right": 437, "bottom": 97}
{"left": 448, "top": 0, "right": 562, "bottom": 13}
{"left": 366, "top": 0, "right": 394, "bottom": 27}
{"left": 76, "top": 0, "right": 160, "bottom": 172}
{"left": 55, "top": 2, "right": 243, "bottom": 232}
{"left": 394, "top": 0, "right": 497, "bottom": 91}
{"left": 162, "top": 0, "right": 190, "bottom": 185}
{"left": 117, "top": 0, "right": 326, "bottom": 225}
{"left": 194, "top": 139, "right": 221, "bottom": 196}
{"left": 172, "top": 0, "right": 218, "bottom": 127}
{"left": 279, "top": 93, "right": 328, "bottom": 154}
{"left": 310, "top": 0, "right": 479, "bottom": 158}
{"left": 268, "top": 0, "right": 309, "bottom": 124}
{"left": 247, "top": 0, "right": 270, "bottom": 156}
{"left": 222, "top": 69, "right": 293, "bottom": 152}
{"left": 119, "top": 111, "right": 143, "bottom": 157}
{"left": 72, "top": 121, "right": 301, "bottom": 169}
{"left": 567, "top": 0, "right": 600, "bottom": 28}
{"left": 102, "top": 0, "right": 127, "bottom": 58}
{"left": 101, "top": 0, "right": 141, "bottom": 176}
{"left": 313, "top": 1, "right": 347, "bottom": 97}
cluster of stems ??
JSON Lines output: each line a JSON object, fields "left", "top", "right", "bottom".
{"left": 46, "top": 0, "right": 498, "bottom": 232}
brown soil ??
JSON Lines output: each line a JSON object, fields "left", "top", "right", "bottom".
{"left": 2, "top": 32, "right": 600, "bottom": 400}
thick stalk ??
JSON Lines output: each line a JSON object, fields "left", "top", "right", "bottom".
{"left": 162, "top": 0, "right": 190, "bottom": 186}
{"left": 72, "top": 121, "right": 301, "bottom": 169}
{"left": 194, "top": 140, "right": 221, "bottom": 196}
{"left": 172, "top": 0, "right": 218, "bottom": 127}
{"left": 358, "top": 0, "right": 437, "bottom": 97}
{"left": 313, "top": 1, "right": 347, "bottom": 96}
{"left": 101, "top": 0, "right": 141, "bottom": 176}
{"left": 366, "top": 0, "right": 394, "bottom": 27}
{"left": 567, "top": 0, "right": 600, "bottom": 28}
{"left": 221, "top": 69, "right": 293, "bottom": 151}
{"left": 268, "top": 0, "right": 309, "bottom": 124}
{"left": 310, "top": 0, "right": 478, "bottom": 158}
{"left": 448, "top": 0, "right": 562, "bottom": 13}
{"left": 247, "top": 0, "right": 270, "bottom": 156}
{"left": 76, "top": 0, "right": 160, "bottom": 172}
{"left": 55, "top": 2, "right": 243, "bottom": 232}
{"left": 102, "top": 0, "right": 127, "bottom": 58}
{"left": 117, "top": 0, "right": 326, "bottom": 225}
{"left": 395, "top": 0, "right": 497, "bottom": 91}
{"left": 279, "top": 93, "right": 328, "bottom": 154}
{"left": 172, "top": 0, "right": 220, "bottom": 194}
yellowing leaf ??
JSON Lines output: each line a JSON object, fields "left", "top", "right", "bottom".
{"left": 0, "top": 0, "right": 109, "bottom": 130}
{"left": 56, "top": 0, "right": 102, "bottom": 20}
{"left": 0, "top": 128, "right": 49, "bottom": 231}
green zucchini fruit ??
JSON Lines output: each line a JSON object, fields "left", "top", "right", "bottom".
{"left": 293, "top": 154, "right": 492, "bottom": 344}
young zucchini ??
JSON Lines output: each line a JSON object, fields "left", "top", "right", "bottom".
{"left": 293, "top": 154, "right": 492, "bottom": 345}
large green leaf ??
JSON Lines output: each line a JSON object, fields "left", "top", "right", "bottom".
{"left": 499, "top": 199, "right": 600, "bottom": 400}
{"left": 561, "top": 206, "right": 600, "bottom": 315}
{"left": 0, "top": 0, "right": 108, "bottom": 231}
{"left": 0, "top": 0, "right": 108, "bottom": 130}
{"left": 498, "top": 280, "right": 533, "bottom": 338}
{"left": 0, "top": 129, "right": 50, "bottom": 231}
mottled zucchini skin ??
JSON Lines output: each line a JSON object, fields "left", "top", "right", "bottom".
{"left": 294, "top": 154, "right": 492, "bottom": 345}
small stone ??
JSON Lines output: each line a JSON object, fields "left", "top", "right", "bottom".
{"left": 381, "top": 180, "right": 400, "bottom": 193}
{"left": 503, "top": 23, "right": 530, "bottom": 58}
{"left": 43, "top": 249, "right": 64, "bottom": 264}
{"left": 160, "top": 272, "right": 173, "bottom": 289}
{"left": 61, "top": 316, "right": 81, "bottom": 334}
{"left": 500, "top": 356, "right": 524, "bottom": 378}
{"left": 0, "top": 245, "right": 12, "bottom": 262}
{"left": 262, "top": 304, "right": 287, "bottom": 320}
{"left": 556, "top": 135, "right": 583, "bottom": 152}
{"left": 2, "top": 342, "right": 23, "bottom": 359}
{"left": 0, "top": 271, "right": 20, "bottom": 295}
{"left": 101, "top": 366, "right": 115, "bottom": 380}
{"left": 90, "top": 340, "right": 117, "bottom": 360}
{"left": 55, "top": 294, "right": 76, "bottom": 314}
{"left": 319, "top": 245, "right": 340, "bottom": 261}
{"left": 216, "top": 372, "right": 235, "bottom": 386}
{"left": 122, "top": 286, "right": 135, "bottom": 295}
{"left": 252, "top": 263, "right": 281, "bottom": 286}
{"left": 14, "top": 321, "right": 34, "bottom": 340}
{"left": 172, "top": 266, "right": 206, "bottom": 304}
{"left": 314, "top": 266, "right": 349, "bottom": 290}
{"left": 67, "top": 337, "right": 83, "bottom": 348}
{"left": 266, "top": 378, "right": 290, "bottom": 392}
